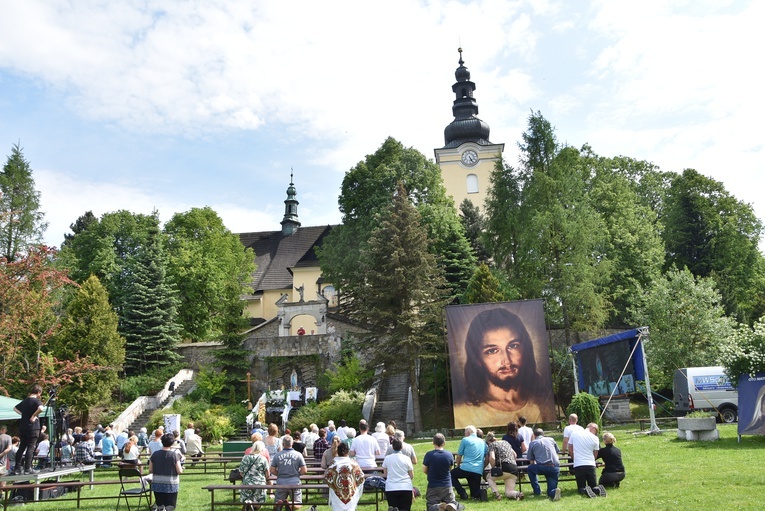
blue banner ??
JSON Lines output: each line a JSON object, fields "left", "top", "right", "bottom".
{"left": 738, "top": 372, "right": 765, "bottom": 436}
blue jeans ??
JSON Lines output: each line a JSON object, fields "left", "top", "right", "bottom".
{"left": 527, "top": 464, "right": 560, "bottom": 498}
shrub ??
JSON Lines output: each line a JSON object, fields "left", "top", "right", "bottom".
{"left": 287, "top": 390, "right": 365, "bottom": 431}
{"left": 567, "top": 392, "right": 602, "bottom": 429}
{"left": 117, "top": 363, "right": 183, "bottom": 402}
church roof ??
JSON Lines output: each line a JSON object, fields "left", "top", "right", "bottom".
{"left": 239, "top": 225, "right": 333, "bottom": 293}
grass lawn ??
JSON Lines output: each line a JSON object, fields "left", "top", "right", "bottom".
{"left": 13, "top": 423, "right": 764, "bottom": 511}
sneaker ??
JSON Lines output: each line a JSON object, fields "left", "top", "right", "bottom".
{"left": 438, "top": 503, "right": 448, "bottom": 511}
{"left": 25, "top": 468, "right": 40, "bottom": 475}
{"left": 584, "top": 486, "right": 597, "bottom": 498}
{"left": 552, "top": 488, "right": 561, "bottom": 502}
{"left": 445, "top": 503, "right": 458, "bottom": 511}
{"left": 597, "top": 485, "right": 607, "bottom": 497}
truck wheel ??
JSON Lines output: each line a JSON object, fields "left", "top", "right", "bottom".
{"left": 719, "top": 407, "right": 737, "bottom": 423}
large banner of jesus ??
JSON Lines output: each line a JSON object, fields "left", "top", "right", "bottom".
{"left": 446, "top": 300, "right": 556, "bottom": 428}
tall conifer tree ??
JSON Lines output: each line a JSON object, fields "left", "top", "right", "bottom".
{"left": 0, "top": 143, "right": 47, "bottom": 261}
{"left": 357, "top": 182, "right": 450, "bottom": 431}
{"left": 121, "top": 219, "right": 181, "bottom": 374}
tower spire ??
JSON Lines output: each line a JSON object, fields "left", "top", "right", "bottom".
{"left": 281, "top": 168, "right": 301, "bottom": 235}
{"left": 443, "top": 48, "right": 491, "bottom": 148}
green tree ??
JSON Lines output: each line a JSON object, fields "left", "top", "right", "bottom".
{"left": 164, "top": 207, "right": 255, "bottom": 342}
{"left": 0, "top": 143, "right": 47, "bottom": 261}
{"left": 62, "top": 210, "right": 97, "bottom": 248}
{"left": 588, "top": 153, "right": 665, "bottom": 325}
{"left": 629, "top": 267, "right": 733, "bottom": 390}
{"left": 212, "top": 298, "right": 252, "bottom": 397}
{"left": 490, "top": 113, "right": 612, "bottom": 343}
{"left": 352, "top": 182, "right": 450, "bottom": 431}
{"left": 57, "top": 210, "right": 157, "bottom": 318}
{"left": 462, "top": 263, "right": 517, "bottom": 304}
{"left": 121, "top": 220, "right": 181, "bottom": 374}
{"left": 51, "top": 275, "right": 125, "bottom": 424}
{"left": 663, "top": 169, "right": 765, "bottom": 323}
{"left": 0, "top": 246, "right": 99, "bottom": 396}
{"left": 459, "top": 199, "right": 489, "bottom": 264}
{"left": 719, "top": 318, "right": 765, "bottom": 386}
{"left": 319, "top": 137, "right": 475, "bottom": 305}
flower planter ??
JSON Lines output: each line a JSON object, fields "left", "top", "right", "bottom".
{"left": 677, "top": 416, "right": 719, "bottom": 441}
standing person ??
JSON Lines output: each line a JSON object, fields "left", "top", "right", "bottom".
{"left": 382, "top": 439, "right": 414, "bottom": 511}
{"left": 569, "top": 423, "right": 607, "bottom": 498}
{"left": 271, "top": 435, "right": 307, "bottom": 510}
{"left": 423, "top": 433, "right": 459, "bottom": 511}
{"left": 239, "top": 440, "right": 271, "bottom": 508}
{"left": 264, "top": 424, "right": 282, "bottom": 459}
{"left": 597, "top": 432, "right": 625, "bottom": 488}
{"left": 562, "top": 413, "right": 584, "bottom": 453}
{"left": 349, "top": 420, "right": 380, "bottom": 469}
{"left": 313, "top": 428, "right": 330, "bottom": 462}
{"left": 526, "top": 428, "right": 561, "bottom": 501}
{"left": 0, "top": 425, "right": 13, "bottom": 475}
{"left": 517, "top": 417, "right": 533, "bottom": 454}
{"left": 324, "top": 442, "right": 365, "bottom": 511}
{"left": 149, "top": 433, "right": 184, "bottom": 511}
{"left": 13, "top": 384, "right": 44, "bottom": 475}
{"left": 484, "top": 432, "right": 522, "bottom": 501}
{"left": 450, "top": 425, "right": 486, "bottom": 501}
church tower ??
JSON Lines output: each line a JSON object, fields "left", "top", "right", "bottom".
{"left": 280, "top": 170, "right": 301, "bottom": 235}
{"left": 435, "top": 48, "right": 504, "bottom": 211}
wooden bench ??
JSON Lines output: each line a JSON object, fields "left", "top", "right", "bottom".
{"left": 204, "top": 482, "right": 385, "bottom": 511}
{"left": 0, "top": 479, "right": 142, "bottom": 508}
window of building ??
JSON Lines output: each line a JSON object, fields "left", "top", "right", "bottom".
{"left": 467, "top": 174, "right": 479, "bottom": 193}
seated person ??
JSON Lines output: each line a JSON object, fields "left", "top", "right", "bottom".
{"left": 35, "top": 433, "right": 51, "bottom": 469}
{"left": 75, "top": 433, "right": 97, "bottom": 465}
{"left": 60, "top": 441, "right": 75, "bottom": 466}
{"left": 597, "top": 432, "right": 625, "bottom": 488}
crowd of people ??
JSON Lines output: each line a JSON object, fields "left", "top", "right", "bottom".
{"left": 443, "top": 413, "right": 625, "bottom": 506}
{"left": 5, "top": 383, "right": 625, "bottom": 511}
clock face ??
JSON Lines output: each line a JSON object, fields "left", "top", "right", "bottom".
{"left": 461, "top": 149, "right": 478, "bottom": 166}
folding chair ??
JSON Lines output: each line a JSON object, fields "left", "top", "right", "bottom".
{"left": 117, "top": 466, "right": 152, "bottom": 511}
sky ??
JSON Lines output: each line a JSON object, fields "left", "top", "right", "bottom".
{"left": 1, "top": 0, "right": 763, "bottom": 249}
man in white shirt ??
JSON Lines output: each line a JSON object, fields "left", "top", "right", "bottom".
{"left": 568, "top": 422, "right": 606, "bottom": 498}
{"left": 349, "top": 420, "right": 380, "bottom": 468}
{"left": 561, "top": 413, "right": 584, "bottom": 453}
{"left": 517, "top": 417, "right": 533, "bottom": 454}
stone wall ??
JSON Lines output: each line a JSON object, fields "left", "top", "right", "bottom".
{"left": 177, "top": 316, "right": 370, "bottom": 400}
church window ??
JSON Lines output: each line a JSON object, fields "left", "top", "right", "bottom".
{"left": 467, "top": 174, "right": 479, "bottom": 194}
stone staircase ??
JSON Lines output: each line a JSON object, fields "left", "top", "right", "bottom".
{"left": 128, "top": 378, "right": 196, "bottom": 432}
{"left": 372, "top": 371, "right": 409, "bottom": 428}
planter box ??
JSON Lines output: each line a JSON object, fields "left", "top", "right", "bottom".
{"left": 677, "top": 416, "right": 719, "bottom": 441}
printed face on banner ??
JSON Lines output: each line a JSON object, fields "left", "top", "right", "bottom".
{"left": 446, "top": 300, "right": 556, "bottom": 428}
